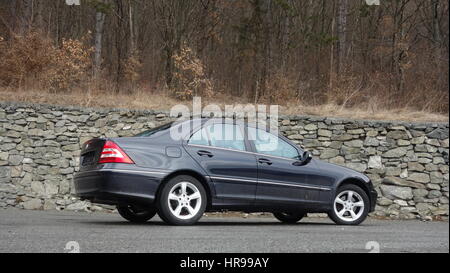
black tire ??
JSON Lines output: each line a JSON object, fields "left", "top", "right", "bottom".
{"left": 116, "top": 205, "right": 157, "bottom": 223}
{"left": 157, "top": 175, "right": 207, "bottom": 226}
{"left": 273, "top": 212, "right": 305, "bottom": 224}
{"left": 328, "top": 184, "right": 370, "bottom": 226}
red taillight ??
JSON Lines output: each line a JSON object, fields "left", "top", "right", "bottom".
{"left": 98, "top": 141, "right": 134, "bottom": 164}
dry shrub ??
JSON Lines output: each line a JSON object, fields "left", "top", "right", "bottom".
{"left": 260, "top": 71, "right": 298, "bottom": 105}
{"left": 117, "top": 50, "right": 143, "bottom": 93}
{"left": 47, "top": 33, "right": 94, "bottom": 92}
{"left": 171, "top": 44, "right": 213, "bottom": 100}
{"left": 0, "top": 31, "right": 55, "bottom": 87}
{"left": 0, "top": 30, "right": 93, "bottom": 92}
{"left": 123, "top": 50, "right": 142, "bottom": 83}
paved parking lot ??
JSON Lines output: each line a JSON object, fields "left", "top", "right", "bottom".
{"left": 0, "top": 208, "right": 448, "bottom": 253}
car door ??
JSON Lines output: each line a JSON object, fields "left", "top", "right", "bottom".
{"left": 184, "top": 122, "right": 258, "bottom": 205}
{"left": 249, "top": 127, "right": 324, "bottom": 205}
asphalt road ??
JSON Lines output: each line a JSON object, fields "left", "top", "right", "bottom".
{"left": 0, "top": 208, "right": 448, "bottom": 253}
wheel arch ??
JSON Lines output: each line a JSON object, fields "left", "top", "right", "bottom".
{"left": 156, "top": 169, "right": 214, "bottom": 209}
{"left": 336, "top": 177, "right": 372, "bottom": 202}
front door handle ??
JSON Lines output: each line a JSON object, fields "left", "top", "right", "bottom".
{"left": 258, "top": 158, "right": 273, "bottom": 165}
{"left": 197, "top": 150, "right": 214, "bottom": 158}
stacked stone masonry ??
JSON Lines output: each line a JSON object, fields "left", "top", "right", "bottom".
{"left": 0, "top": 102, "right": 448, "bottom": 220}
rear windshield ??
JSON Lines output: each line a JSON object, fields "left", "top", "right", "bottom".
{"left": 134, "top": 122, "right": 174, "bottom": 137}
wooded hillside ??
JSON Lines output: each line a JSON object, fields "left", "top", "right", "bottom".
{"left": 0, "top": 0, "right": 448, "bottom": 115}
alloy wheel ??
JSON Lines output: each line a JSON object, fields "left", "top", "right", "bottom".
{"left": 333, "top": 190, "right": 365, "bottom": 222}
{"left": 167, "top": 181, "right": 202, "bottom": 220}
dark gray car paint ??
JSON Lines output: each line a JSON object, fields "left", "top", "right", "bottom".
{"left": 74, "top": 118, "right": 377, "bottom": 213}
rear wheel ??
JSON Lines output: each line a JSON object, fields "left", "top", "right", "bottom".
{"left": 328, "top": 184, "right": 369, "bottom": 225}
{"left": 157, "top": 175, "right": 207, "bottom": 226}
{"left": 273, "top": 212, "right": 305, "bottom": 224}
{"left": 116, "top": 205, "right": 157, "bottom": 223}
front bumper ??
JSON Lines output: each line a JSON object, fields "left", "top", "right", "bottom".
{"left": 369, "top": 189, "right": 378, "bottom": 212}
{"left": 73, "top": 167, "right": 167, "bottom": 206}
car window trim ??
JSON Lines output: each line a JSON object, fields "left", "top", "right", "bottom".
{"left": 187, "top": 143, "right": 300, "bottom": 162}
{"left": 187, "top": 122, "right": 249, "bottom": 153}
{"left": 185, "top": 120, "right": 303, "bottom": 160}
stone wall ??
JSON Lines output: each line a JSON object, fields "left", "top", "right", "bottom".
{"left": 0, "top": 102, "right": 448, "bottom": 220}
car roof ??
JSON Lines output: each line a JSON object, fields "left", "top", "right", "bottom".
{"left": 177, "top": 118, "right": 262, "bottom": 128}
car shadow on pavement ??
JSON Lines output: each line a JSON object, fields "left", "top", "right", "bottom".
{"left": 197, "top": 221, "right": 336, "bottom": 226}
{"left": 83, "top": 219, "right": 336, "bottom": 227}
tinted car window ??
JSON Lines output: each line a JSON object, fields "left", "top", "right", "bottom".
{"left": 250, "top": 128, "right": 299, "bottom": 159}
{"left": 208, "top": 123, "right": 246, "bottom": 151}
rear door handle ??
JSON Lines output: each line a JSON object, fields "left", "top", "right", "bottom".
{"left": 197, "top": 150, "right": 214, "bottom": 158}
{"left": 258, "top": 158, "right": 273, "bottom": 165}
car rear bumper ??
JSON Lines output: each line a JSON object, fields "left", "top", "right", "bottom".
{"left": 73, "top": 167, "right": 168, "bottom": 206}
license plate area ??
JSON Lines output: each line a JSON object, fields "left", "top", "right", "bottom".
{"left": 81, "top": 151, "right": 96, "bottom": 166}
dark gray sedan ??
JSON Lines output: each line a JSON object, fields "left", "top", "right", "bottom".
{"left": 74, "top": 118, "right": 377, "bottom": 226}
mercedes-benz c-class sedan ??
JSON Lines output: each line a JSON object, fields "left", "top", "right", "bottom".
{"left": 74, "top": 118, "right": 377, "bottom": 226}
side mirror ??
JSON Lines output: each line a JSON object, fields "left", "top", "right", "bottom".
{"left": 293, "top": 151, "right": 312, "bottom": 166}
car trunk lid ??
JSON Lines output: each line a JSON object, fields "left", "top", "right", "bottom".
{"left": 79, "top": 138, "right": 106, "bottom": 171}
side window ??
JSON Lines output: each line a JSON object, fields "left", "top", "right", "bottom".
{"left": 207, "top": 123, "right": 246, "bottom": 151}
{"left": 188, "top": 128, "right": 209, "bottom": 146}
{"left": 250, "top": 128, "right": 299, "bottom": 159}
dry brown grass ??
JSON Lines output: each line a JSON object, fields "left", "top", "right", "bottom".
{"left": 283, "top": 102, "right": 448, "bottom": 123}
{"left": 1, "top": 88, "right": 448, "bottom": 123}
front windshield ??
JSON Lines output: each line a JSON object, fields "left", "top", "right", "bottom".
{"left": 134, "top": 122, "right": 174, "bottom": 137}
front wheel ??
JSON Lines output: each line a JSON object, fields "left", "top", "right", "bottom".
{"left": 273, "top": 212, "right": 305, "bottom": 224}
{"left": 157, "top": 175, "right": 207, "bottom": 226}
{"left": 328, "top": 184, "right": 370, "bottom": 225}
{"left": 116, "top": 205, "right": 157, "bottom": 223}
